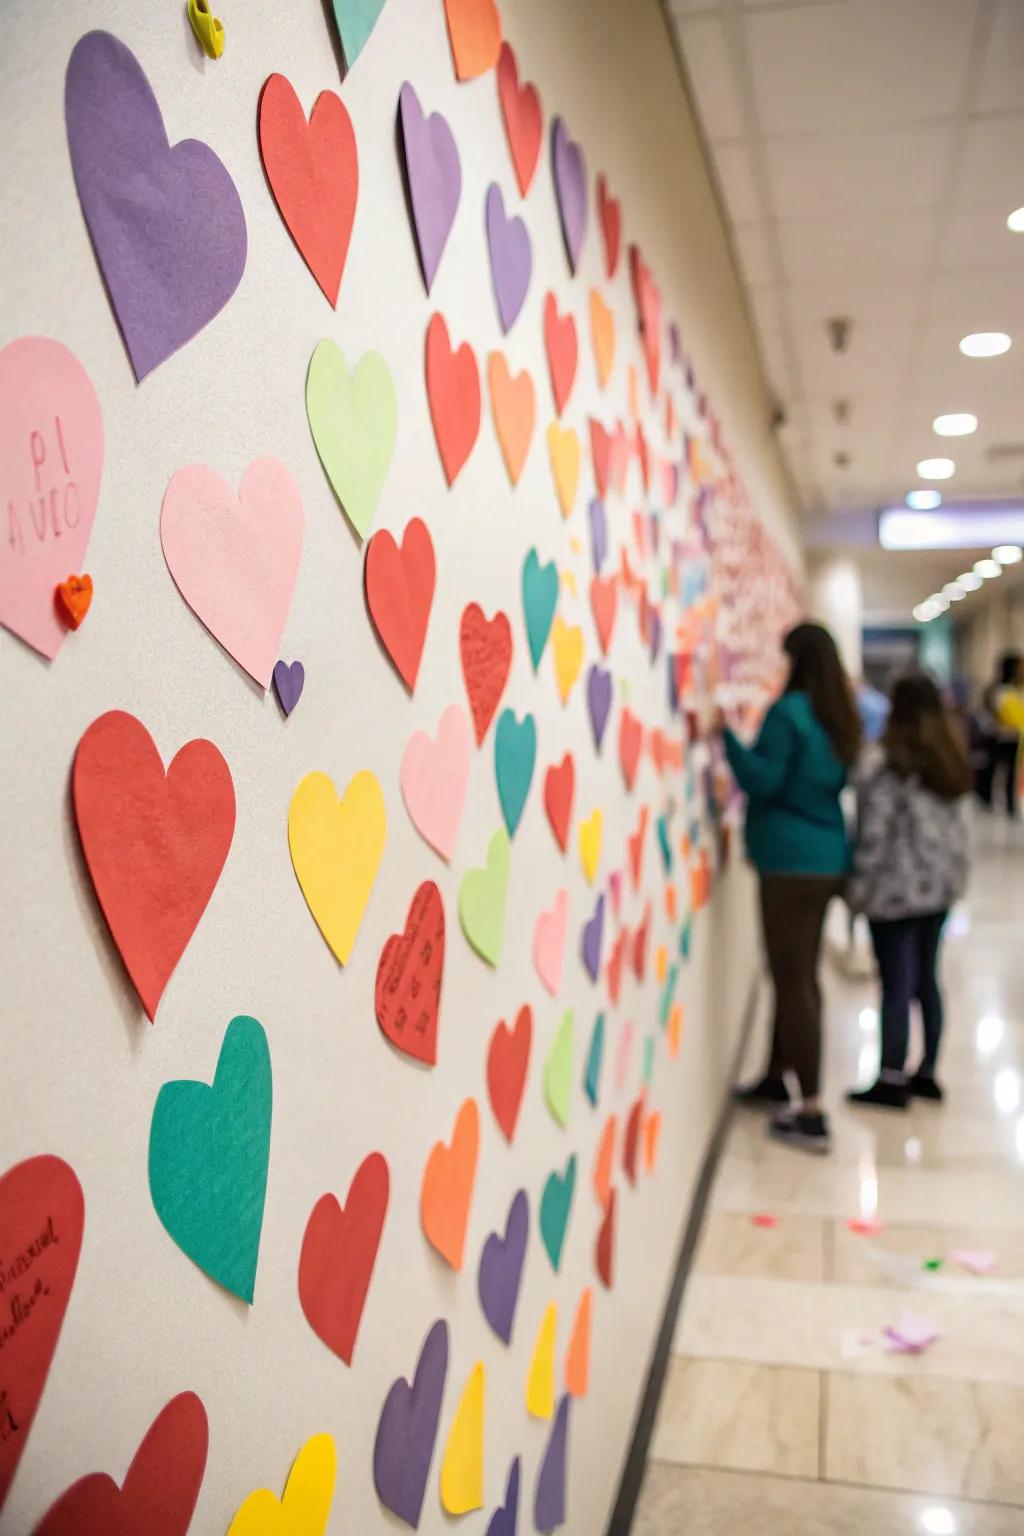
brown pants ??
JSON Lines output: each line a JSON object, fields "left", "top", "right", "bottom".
{"left": 759, "top": 874, "right": 843, "bottom": 1099}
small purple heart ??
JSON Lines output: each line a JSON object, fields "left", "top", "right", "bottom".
{"left": 399, "top": 81, "right": 461, "bottom": 293}
{"left": 477, "top": 1188, "right": 529, "bottom": 1345}
{"left": 551, "top": 117, "right": 587, "bottom": 274}
{"left": 486, "top": 184, "right": 532, "bottom": 334}
{"left": 649, "top": 607, "right": 663, "bottom": 664}
{"left": 588, "top": 497, "right": 607, "bottom": 574}
{"left": 373, "top": 1318, "right": 448, "bottom": 1527}
{"left": 582, "top": 893, "right": 605, "bottom": 983}
{"left": 669, "top": 321, "right": 682, "bottom": 363}
{"left": 587, "top": 664, "right": 612, "bottom": 751}
{"left": 486, "top": 1456, "right": 521, "bottom": 1536}
{"left": 273, "top": 659, "right": 304, "bottom": 715}
{"left": 534, "top": 1395, "right": 570, "bottom": 1533}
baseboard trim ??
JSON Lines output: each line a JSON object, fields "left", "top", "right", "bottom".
{"left": 605, "top": 972, "right": 763, "bottom": 1535}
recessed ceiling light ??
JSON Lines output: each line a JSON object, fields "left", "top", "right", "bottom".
{"left": 994, "top": 544, "right": 1023, "bottom": 565}
{"left": 959, "top": 331, "right": 1011, "bottom": 357}
{"left": 916, "top": 457, "right": 955, "bottom": 479}
{"left": 943, "top": 582, "right": 966, "bottom": 600}
{"left": 933, "top": 413, "right": 977, "bottom": 437}
{"left": 957, "top": 572, "right": 983, "bottom": 591}
{"left": 913, "top": 603, "right": 936, "bottom": 623}
{"left": 975, "top": 558, "right": 1002, "bottom": 578}
{"left": 906, "top": 489, "right": 942, "bottom": 510}
{"left": 1008, "top": 207, "right": 1024, "bottom": 233}
{"left": 929, "top": 592, "right": 951, "bottom": 612}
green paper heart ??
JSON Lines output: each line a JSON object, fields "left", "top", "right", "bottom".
{"left": 543, "top": 1009, "right": 574, "bottom": 1128}
{"left": 495, "top": 708, "right": 536, "bottom": 839}
{"left": 331, "top": 0, "right": 386, "bottom": 67}
{"left": 659, "top": 964, "right": 679, "bottom": 1029}
{"left": 459, "top": 828, "right": 510, "bottom": 967}
{"left": 584, "top": 1012, "right": 604, "bottom": 1107}
{"left": 539, "top": 1153, "right": 576, "bottom": 1272}
{"left": 642, "top": 1034, "right": 655, "bottom": 1085}
{"left": 522, "top": 549, "right": 559, "bottom": 671}
{"left": 306, "top": 338, "right": 397, "bottom": 539}
{"left": 148, "top": 1015, "right": 272, "bottom": 1303}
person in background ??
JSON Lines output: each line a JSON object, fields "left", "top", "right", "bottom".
{"left": 846, "top": 673, "right": 971, "bottom": 1108}
{"left": 855, "top": 674, "right": 890, "bottom": 745}
{"left": 978, "top": 652, "right": 1024, "bottom": 818}
{"left": 714, "top": 622, "right": 862, "bottom": 1154}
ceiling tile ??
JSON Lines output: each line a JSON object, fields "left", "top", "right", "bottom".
{"left": 676, "top": 14, "right": 747, "bottom": 141}
{"left": 951, "top": 116, "right": 1024, "bottom": 207}
{"left": 778, "top": 214, "right": 933, "bottom": 284}
{"left": 974, "top": 0, "right": 1024, "bottom": 114}
{"left": 765, "top": 122, "right": 954, "bottom": 219}
{"left": 936, "top": 204, "right": 1024, "bottom": 272}
{"left": 731, "top": 220, "right": 775, "bottom": 287}
{"left": 710, "top": 141, "right": 763, "bottom": 221}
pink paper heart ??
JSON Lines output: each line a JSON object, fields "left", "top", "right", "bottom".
{"left": 400, "top": 703, "right": 471, "bottom": 861}
{"left": 533, "top": 888, "right": 569, "bottom": 996}
{"left": 160, "top": 458, "right": 304, "bottom": 688}
{"left": 0, "top": 337, "right": 103, "bottom": 660}
{"left": 608, "top": 869, "right": 623, "bottom": 918}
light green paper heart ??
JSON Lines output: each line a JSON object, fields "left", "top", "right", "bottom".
{"left": 642, "top": 1034, "right": 655, "bottom": 1085}
{"left": 539, "top": 1154, "right": 576, "bottom": 1272}
{"left": 306, "top": 338, "right": 397, "bottom": 540}
{"left": 458, "top": 827, "right": 510, "bottom": 967}
{"left": 543, "top": 1009, "right": 574, "bottom": 1128}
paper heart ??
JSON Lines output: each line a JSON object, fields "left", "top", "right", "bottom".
{"left": 374, "top": 1319, "right": 448, "bottom": 1528}
{"left": 543, "top": 293, "right": 578, "bottom": 416}
{"left": 533, "top": 888, "right": 569, "bottom": 996}
{"left": 488, "top": 351, "right": 535, "bottom": 485}
{"left": 495, "top": 708, "right": 537, "bottom": 839}
{"left": 606, "top": 932, "right": 626, "bottom": 1006}
{"left": 589, "top": 418, "right": 614, "bottom": 500}
{"left": 526, "top": 1303, "right": 557, "bottom": 1419}
{"left": 522, "top": 548, "right": 559, "bottom": 671}
{"left": 477, "top": 1187, "right": 528, "bottom": 1344}
{"left": 660, "top": 964, "right": 679, "bottom": 1031}
{"left": 486, "top": 184, "right": 532, "bottom": 333}
{"left": 459, "top": 828, "right": 510, "bottom": 966}
{"left": 656, "top": 813, "right": 673, "bottom": 874}
{"left": 0, "top": 1156, "right": 84, "bottom": 1511}
{"left": 619, "top": 707, "right": 643, "bottom": 789}
{"left": 551, "top": 117, "right": 587, "bottom": 273}
{"left": 654, "top": 946, "right": 667, "bottom": 986}
{"left": 551, "top": 616, "right": 583, "bottom": 704}
{"left": 593, "top": 1113, "right": 617, "bottom": 1209}
{"left": 636, "top": 425, "right": 651, "bottom": 494}
{"left": 628, "top": 805, "right": 649, "bottom": 889}
{"left": 440, "top": 1360, "right": 485, "bottom": 1515}
{"left": 589, "top": 289, "right": 615, "bottom": 387}
{"left": 299, "top": 1152, "right": 389, "bottom": 1367}
{"left": 584, "top": 1012, "right": 605, "bottom": 1105}
{"left": 258, "top": 75, "right": 357, "bottom": 306}
{"left": 608, "top": 869, "right": 623, "bottom": 918}
{"left": 565, "top": 1289, "right": 592, "bottom": 1397}
{"left": 588, "top": 497, "right": 608, "bottom": 574}
{"left": 543, "top": 753, "right": 575, "bottom": 852}
{"left": 497, "top": 43, "right": 542, "bottom": 195}
{"left": 0, "top": 337, "right": 103, "bottom": 659}
{"left": 597, "top": 174, "right": 621, "bottom": 278}
{"left": 399, "top": 83, "right": 461, "bottom": 292}
{"left": 630, "top": 243, "right": 662, "bottom": 395}
{"left": 665, "top": 882, "right": 678, "bottom": 921}
{"left": 624, "top": 1091, "right": 645, "bottom": 1185}
{"left": 539, "top": 1155, "right": 576, "bottom": 1272}
{"left": 273, "top": 660, "right": 305, "bottom": 716}
{"left": 644, "top": 1110, "right": 663, "bottom": 1174}
{"left": 486, "top": 1004, "right": 532, "bottom": 1142}
{"left": 375, "top": 881, "right": 445, "bottom": 1066}
{"left": 460, "top": 603, "right": 512, "bottom": 744}
{"left": 364, "top": 516, "right": 436, "bottom": 690}
{"left": 632, "top": 901, "right": 651, "bottom": 981}
{"left": 587, "top": 663, "right": 612, "bottom": 749}
{"left": 228, "top": 1433, "right": 336, "bottom": 1535}
{"left": 596, "top": 1190, "right": 616, "bottom": 1288}
{"left": 582, "top": 893, "right": 605, "bottom": 983}
{"left": 614, "top": 1019, "right": 635, "bottom": 1093}
{"left": 589, "top": 574, "right": 617, "bottom": 655}
{"left": 426, "top": 313, "right": 481, "bottom": 484}
{"left": 546, "top": 421, "right": 580, "bottom": 518}
{"left": 486, "top": 1458, "right": 521, "bottom": 1536}
{"left": 73, "top": 711, "right": 235, "bottom": 1020}
{"left": 544, "top": 1009, "right": 574, "bottom": 1128}
{"left": 421, "top": 1098, "right": 479, "bottom": 1270}
{"left": 534, "top": 1396, "right": 570, "bottom": 1534}
{"left": 306, "top": 337, "right": 397, "bottom": 539}
{"left": 444, "top": 0, "right": 502, "bottom": 79}
{"left": 161, "top": 458, "right": 304, "bottom": 688}
{"left": 288, "top": 769, "right": 386, "bottom": 965}
{"left": 578, "top": 808, "right": 603, "bottom": 885}
{"left": 55, "top": 573, "right": 93, "bottom": 630}
{"left": 330, "top": 0, "right": 387, "bottom": 67}
{"left": 401, "top": 703, "right": 471, "bottom": 861}
{"left": 149, "top": 1015, "right": 271, "bottom": 1303}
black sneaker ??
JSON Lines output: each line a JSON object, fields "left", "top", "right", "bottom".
{"left": 768, "top": 1110, "right": 832, "bottom": 1155}
{"left": 846, "top": 1079, "right": 909, "bottom": 1110}
{"left": 733, "top": 1074, "right": 790, "bottom": 1107}
{"left": 907, "top": 1071, "right": 944, "bottom": 1102}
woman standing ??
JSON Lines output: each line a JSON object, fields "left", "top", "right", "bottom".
{"left": 716, "top": 623, "right": 862, "bottom": 1154}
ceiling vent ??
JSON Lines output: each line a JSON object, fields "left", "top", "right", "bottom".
{"left": 985, "top": 442, "right": 1024, "bottom": 463}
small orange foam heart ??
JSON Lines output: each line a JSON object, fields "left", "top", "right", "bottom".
{"left": 488, "top": 352, "right": 535, "bottom": 486}
{"left": 421, "top": 1097, "right": 479, "bottom": 1269}
{"left": 56, "top": 573, "right": 93, "bottom": 629}
{"left": 593, "top": 1112, "right": 617, "bottom": 1208}
{"left": 589, "top": 290, "right": 615, "bottom": 388}
{"left": 564, "top": 1286, "right": 592, "bottom": 1397}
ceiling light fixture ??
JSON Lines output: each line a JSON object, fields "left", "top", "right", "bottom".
{"left": 932, "top": 413, "right": 977, "bottom": 437}
{"left": 929, "top": 592, "right": 950, "bottom": 612}
{"left": 957, "top": 572, "right": 983, "bottom": 591}
{"left": 959, "top": 331, "right": 1011, "bottom": 357}
{"left": 916, "top": 457, "right": 955, "bottom": 479}
{"left": 994, "top": 544, "right": 1023, "bottom": 565}
{"left": 905, "top": 489, "right": 942, "bottom": 510}
{"left": 1008, "top": 207, "right": 1024, "bottom": 233}
{"left": 943, "top": 582, "right": 966, "bottom": 601}
{"left": 975, "top": 558, "right": 1002, "bottom": 579}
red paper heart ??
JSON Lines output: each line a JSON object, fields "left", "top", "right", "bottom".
{"left": 596, "top": 1188, "right": 616, "bottom": 1288}
{"left": 630, "top": 244, "right": 662, "bottom": 396}
{"left": 589, "top": 418, "right": 613, "bottom": 500}
{"left": 497, "top": 42, "right": 542, "bottom": 196}
{"left": 636, "top": 423, "right": 651, "bottom": 493}
{"left": 619, "top": 707, "right": 643, "bottom": 791}
{"left": 486, "top": 1004, "right": 532, "bottom": 1143}
{"left": 589, "top": 576, "right": 617, "bottom": 656}
{"left": 611, "top": 421, "right": 630, "bottom": 494}
{"left": 459, "top": 602, "right": 513, "bottom": 745}
{"left": 543, "top": 293, "right": 578, "bottom": 417}
{"left": 375, "top": 881, "right": 445, "bottom": 1066}
{"left": 33, "top": 1391, "right": 208, "bottom": 1536}
{"left": 364, "top": 517, "right": 436, "bottom": 691}
{"left": 623, "top": 1093, "right": 645, "bottom": 1186}
{"left": 258, "top": 74, "right": 357, "bottom": 306}
{"left": 55, "top": 573, "right": 93, "bottom": 630}
{"left": 426, "top": 313, "right": 481, "bottom": 485}
{"left": 650, "top": 728, "right": 667, "bottom": 776}
{"left": 73, "top": 711, "right": 235, "bottom": 1021}
{"left": 543, "top": 753, "right": 575, "bottom": 852}
{"left": 298, "top": 1152, "right": 390, "bottom": 1366}
{"left": 628, "top": 805, "right": 649, "bottom": 890}
{"left": 0, "top": 1156, "right": 84, "bottom": 1512}
{"left": 606, "top": 932, "right": 625, "bottom": 1005}
{"left": 597, "top": 174, "right": 621, "bottom": 278}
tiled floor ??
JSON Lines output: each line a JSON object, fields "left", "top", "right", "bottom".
{"left": 634, "top": 819, "right": 1024, "bottom": 1535}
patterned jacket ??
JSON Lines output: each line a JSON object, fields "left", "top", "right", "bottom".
{"left": 848, "top": 762, "right": 968, "bottom": 921}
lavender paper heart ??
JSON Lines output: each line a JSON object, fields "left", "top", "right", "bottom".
{"left": 486, "top": 1457, "right": 521, "bottom": 1536}
{"left": 587, "top": 664, "right": 612, "bottom": 751}
{"left": 273, "top": 659, "right": 304, "bottom": 715}
{"left": 648, "top": 607, "right": 663, "bottom": 663}
{"left": 669, "top": 321, "right": 682, "bottom": 363}
{"left": 399, "top": 81, "right": 461, "bottom": 293}
{"left": 373, "top": 1318, "right": 448, "bottom": 1527}
{"left": 477, "top": 1188, "right": 529, "bottom": 1345}
{"left": 588, "top": 498, "right": 607, "bottom": 573}
{"left": 535, "top": 1395, "right": 570, "bottom": 1533}
{"left": 65, "top": 32, "right": 247, "bottom": 382}
{"left": 486, "top": 184, "right": 532, "bottom": 334}
{"left": 551, "top": 117, "right": 587, "bottom": 274}
{"left": 582, "top": 893, "right": 605, "bottom": 982}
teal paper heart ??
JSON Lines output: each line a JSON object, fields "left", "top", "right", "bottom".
{"left": 679, "top": 919, "right": 692, "bottom": 960}
{"left": 148, "top": 1015, "right": 272, "bottom": 1303}
{"left": 522, "top": 549, "right": 559, "bottom": 671}
{"left": 539, "top": 1154, "right": 576, "bottom": 1272}
{"left": 584, "top": 1012, "right": 604, "bottom": 1107}
{"left": 656, "top": 813, "right": 672, "bottom": 874}
{"left": 659, "top": 964, "right": 679, "bottom": 1029}
{"left": 331, "top": 0, "right": 387, "bottom": 68}
{"left": 494, "top": 708, "right": 536, "bottom": 838}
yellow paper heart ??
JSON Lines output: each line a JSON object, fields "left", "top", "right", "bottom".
{"left": 654, "top": 944, "right": 667, "bottom": 983}
{"left": 578, "top": 809, "right": 603, "bottom": 885}
{"left": 546, "top": 421, "right": 580, "bottom": 519}
{"left": 589, "top": 290, "right": 615, "bottom": 388}
{"left": 228, "top": 1433, "right": 336, "bottom": 1535}
{"left": 526, "top": 1302, "right": 556, "bottom": 1419}
{"left": 440, "top": 1360, "right": 485, "bottom": 1514}
{"left": 288, "top": 770, "right": 386, "bottom": 964}
{"left": 551, "top": 616, "right": 584, "bottom": 704}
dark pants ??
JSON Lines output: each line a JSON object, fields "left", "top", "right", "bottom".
{"left": 976, "top": 739, "right": 1018, "bottom": 816}
{"left": 760, "top": 875, "right": 842, "bottom": 1099}
{"left": 869, "top": 911, "right": 947, "bottom": 1077}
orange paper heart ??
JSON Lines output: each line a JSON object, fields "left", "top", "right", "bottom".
{"left": 589, "top": 290, "right": 615, "bottom": 388}
{"left": 444, "top": 0, "right": 502, "bottom": 80}
{"left": 488, "top": 352, "right": 535, "bottom": 486}
{"left": 56, "top": 572, "right": 93, "bottom": 629}
{"left": 420, "top": 1097, "right": 479, "bottom": 1269}
{"left": 667, "top": 1002, "right": 683, "bottom": 1059}
{"left": 592, "top": 1113, "right": 617, "bottom": 1208}
{"left": 564, "top": 1287, "right": 592, "bottom": 1397}
{"left": 644, "top": 1110, "right": 662, "bottom": 1174}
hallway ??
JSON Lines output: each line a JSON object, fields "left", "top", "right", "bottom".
{"left": 636, "top": 822, "right": 1024, "bottom": 1535}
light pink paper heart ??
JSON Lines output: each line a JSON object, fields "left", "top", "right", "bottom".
{"left": 608, "top": 869, "right": 623, "bottom": 919}
{"left": 0, "top": 336, "right": 104, "bottom": 660}
{"left": 614, "top": 1020, "right": 635, "bottom": 1093}
{"left": 533, "top": 888, "right": 569, "bottom": 996}
{"left": 400, "top": 703, "right": 471, "bottom": 861}
{"left": 160, "top": 458, "right": 304, "bottom": 687}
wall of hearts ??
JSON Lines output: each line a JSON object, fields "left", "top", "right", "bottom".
{"left": 0, "top": 0, "right": 801, "bottom": 1531}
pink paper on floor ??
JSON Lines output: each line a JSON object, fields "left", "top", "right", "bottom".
{"left": 751, "top": 1213, "right": 778, "bottom": 1229}
{"left": 847, "top": 1217, "right": 885, "bottom": 1236}
{"left": 883, "top": 1312, "right": 940, "bottom": 1353}
{"left": 948, "top": 1249, "right": 997, "bottom": 1275}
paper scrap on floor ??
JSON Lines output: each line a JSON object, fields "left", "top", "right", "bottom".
{"left": 883, "top": 1312, "right": 939, "bottom": 1353}
{"left": 949, "top": 1249, "right": 997, "bottom": 1275}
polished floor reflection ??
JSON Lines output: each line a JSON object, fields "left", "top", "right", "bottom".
{"left": 635, "top": 822, "right": 1024, "bottom": 1535}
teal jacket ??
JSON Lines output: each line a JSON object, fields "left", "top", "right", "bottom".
{"left": 723, "top": 692, "right": 850, "bottom": 876}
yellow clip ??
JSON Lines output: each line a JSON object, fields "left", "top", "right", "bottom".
{"left": 188, "top": 0, "right": 224, "bottom": 58}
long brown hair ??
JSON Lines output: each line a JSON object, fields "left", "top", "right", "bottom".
{"left": 783, "top": 622, "right": 862, "bottom": 765}
{"left": 884, "top": 673, "right": 972, "bottom": 799}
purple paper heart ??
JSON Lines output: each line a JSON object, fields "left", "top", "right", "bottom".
{"left": 535, "top": 1395, "right": 570, "bottom": 1533}
{"left": 648, "top": 608, "right": 663, "bottom": 663}
{"left": 669, "top": 321, "right": 682, "bottom": 363}
{"left": 582, "top": 893, "right": 605, "bottom": 982}
{"left": 587, "top": 664, "right": 612, "bottom": 751}
{"left": 588, "top": 498, "right": 607, "bottom": 574}
{"left": 478, "top": 1188, "right": 529, "bottom": 1345}
{"left": 486, "top": 1457, "right": 521, "bottom": 1536}
{"left": 273, "top": 659, "right": 304, "bottom": 715}
{"left": 65, "top": 32, "right": 247, "bottom": 382}
{"left": 399, "top": 81, "right": 461, "bottom": 293}
{"left": 373, "top": 1317, "right": 448, "bottom": 1528}
{"left": 486, "top": 184, "right": 532, "bottom": 334}
{"left": 551, "top": 118, "right": 587, "bottom": 274}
